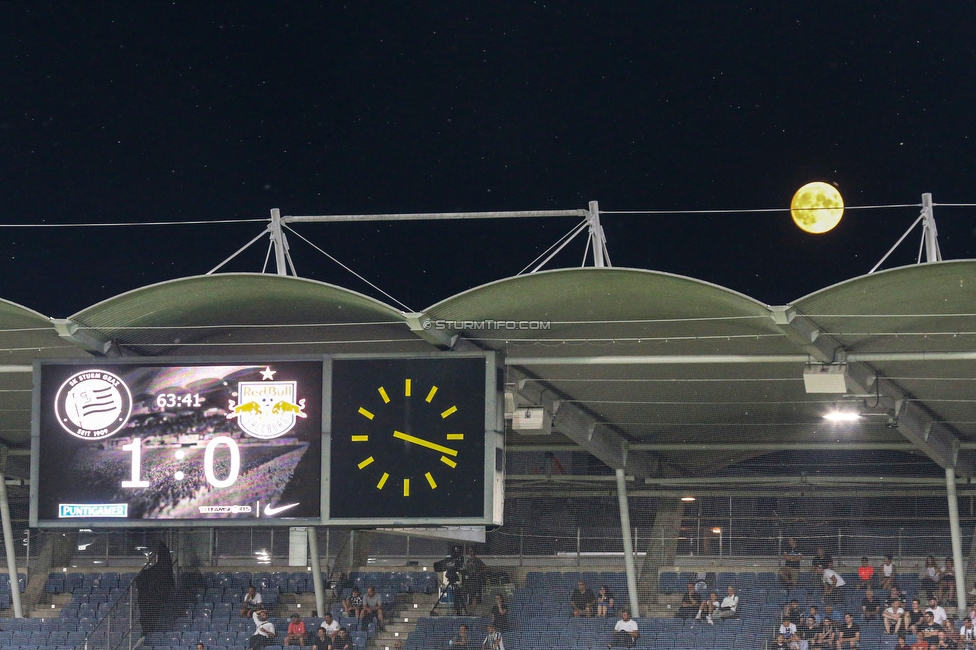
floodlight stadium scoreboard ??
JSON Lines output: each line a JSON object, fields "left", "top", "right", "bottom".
{"left": 30, "top": 354, "right": 504, "bottom": 528}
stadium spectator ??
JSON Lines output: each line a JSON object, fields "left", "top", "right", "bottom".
{"left": 285, "top": 613, "right": 307, "bottom": 646}
{"left": 312, "top": 627, "right": 331, "bottom": 650}
{"left": 880, "top": 554, "right": 898, "bottom": 591}
{"left": 450, "top": 624, "right": 471, "bottom": 649}
{"left": 886, "top": 586, "right": 905, "bottom": 608}
{"left": 799, "top": 616, "right": 819, "bottom": 649}
{"left": 676, "top": 583, "right": 700, "bottom": 620}
{"left": 784, "top": 598, "right": 802, "bottom": 625}
{"left": 894, "top": 633, "right": 911, "bottom": 650}
{"left": 812, "top": 547, "right": 832, "bottom": 573}
{"left": 363, "top": 586, "right": 384, "bottom": 630}
{"left": 571, "top": 580, "right": 597, "bottom": 617}
{"left": 596, "top": 585, "right": 615, "bottom": 618}
{"left": 922, "top": 555, "right": 941, "bottom": 599}
{"left": 320, "top": 612, "right": 339, "bottom": 639}
{"left": 857, "top": 556, "right": 876, "bottom": 589}
{"left": 241, "top": 585, "right": 264, "bottom": 618}
{"left": 929, "top": 597, "right": 949, "bottom": 626}
{"left": 960, "top": 617, "right": 976, "bottom": 650}
{"left": 938, "top": 558, "right": 957, "bottom": 606}
{"left": 816, "top": 617, "right": 836, "bottom": 649}
{"left": 249, "top": 610, "right": 276, "bottom": 650}
{"left": 780, "top": 537, "right": 804, "bottom": 587}
{"left": 920, "top": 611, "right": 944, "bottom": 645}
{"left": 464, "top": 548, "right": 488, "bottom": 605}
{"left": 708, "top": 585, "right": 739, "bottom": 624}
{"left": 698, "top": 591, "right": 719, "bottom": 620}
{"left": 824, "top": 604, "right": 843, "bottom": 622}
{"left": 884, "top": 598, "right": 908, "bottom": 635}
{"left": 933, "top": 630, "right": 954, "bottom": 649}
{"left": 809, "top": 605, "right": 823, "bottom": 624}
{"left": 836, "top": 612, "right": 860, "bottom": 650}
{"left": 908, "top": 598, "right": 926, "bottom": 634}
{"left": 490, "top": 594, "right": 509, "bottom": 631}
{"left": 862, "top": 587, "right": 881, "bottom": 621}
{"left": 608, "top": 609, "right": 639, "bottom": 648}
{"left": 773, "top": 633, "right": 790, "bottom": 650}
{"left": 197, "top": 644, "right": 206, "bottom": 650}
{"left": 344, "top": 586, "right": 365, "bottom": 622}
{"left": 482, "top": 623, "right": 504, "bottom": 650}
{"left": 945, "top": 619, "right": 962, "bottom": 647}
{"left": 333, "top": 628, "right": 351, "bottom": 650}
{"left": 821, "top": 561, "right": 847, "bottom": 605}
{"left": 779, "top": 615, "right": 798, "bottom": 640}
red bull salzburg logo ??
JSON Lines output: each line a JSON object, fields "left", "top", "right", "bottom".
{"left": 226, "top": 366, "right": 307, "bottom": 439}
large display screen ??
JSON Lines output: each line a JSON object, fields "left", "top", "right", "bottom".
{"left": 32, "top": 360, "right": 323, "bottom": 527}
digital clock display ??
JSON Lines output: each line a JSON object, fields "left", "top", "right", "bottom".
{"left": 32, "top": 360, "right": 323, "bottom": 526}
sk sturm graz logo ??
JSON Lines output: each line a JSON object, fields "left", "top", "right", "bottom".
{"left": 55, "top": 370, "right": 133, "bottom": 440}
{"left": 226, "top": 366, "right": 307, "bottom": 439}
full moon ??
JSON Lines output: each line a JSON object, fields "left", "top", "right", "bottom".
{"left": 791, "top": 182, "right": 844, "bottom": 233}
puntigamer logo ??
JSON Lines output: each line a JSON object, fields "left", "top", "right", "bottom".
{"left": 59, "top": 504, "right": 128, "bottom": 518}
{"left": 54, "top": 369, "right": 133, "bottom": 440}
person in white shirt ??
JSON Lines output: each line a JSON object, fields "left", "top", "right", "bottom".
{"left": 960, "top": 616, "right": 976, "bottom": 650}
{"left": 241, "top": 586, "right": 263, "bottom": 618}
{"left": 708, "top": 586, "right": 739, "bottom": 623}
{"left": 883, "top": 599, "right": 907, "bottom": 635}
{"left": 609, "top": 609, "right": 639, "bottom": 648}
{"left": 926, "top": 596, "right": 948, "bottom": 626}
{"left": 249, "top": 610, "right": 276, "bottom": 650}
{"left": 320, "top": 612, "right": 340, "bottom": 639}
{"left": 821, "top": 561, "right": 847, "bottom": 605}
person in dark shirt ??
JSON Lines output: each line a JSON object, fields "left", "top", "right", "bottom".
{"left": 783, "top": 599, "right": 802, "bottom": 625}
{"left": 571, "top": 581, "right": 597, "bottom": 617}
{"left": 812, "top": 547, "right": 832, "bottom": 572}
{"left": 333, "top": 628, "right": 352, "bottom": 650}
{"left": 312, "top": 627, "right": 332, "bottom": 650}
{"left": 862, "top": 587, "right": 881, "bottom": 621}
{"left": 676, "top": 583, "right": 700, "bottom": 620}
{"left": 838, "top": 613, "right": 860, "bottom": 649}
{"left": 920, "top": 612, "right": 944, "bottom": 645}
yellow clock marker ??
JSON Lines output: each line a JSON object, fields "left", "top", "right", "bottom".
{"left": 358, "top": 456, "right": 375, "bottom": 469}
{"left": 351, "top": 435, "right": 368, "bottom": 442}
{"left": 446, "top": 434, "right": 463, "bottom": 440}
{"left": 403, "top": 478, "right": 410, "bottom": 496}
{"left": 405, "top": 378, "right": 412, "bottom": 397}
{"left": 393, "top": 430, "right": 458, "bottom": 456}
{"left": 425, "top": 472, "right": 437, "bottom": 489}
{"left": 378, "top": 387, "right": 390, "bottom": 404}
{"left": 440, "top": 455, "right": 457, "bottom": 468}
{"left": 377, "top": 473, "right": 389, "bottom": 489}
{"left": 441, "top": 405, "right": 457, "bottom": 418}
{"left": 358, "top": 407, "right": 374, "bottom": 420}
{"left": 426, "top": 385, "right": 438, "bottom": 402}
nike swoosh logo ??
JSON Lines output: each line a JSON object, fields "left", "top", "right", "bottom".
{"left": 264, "top": 502, "right": 300, "bottom": 516}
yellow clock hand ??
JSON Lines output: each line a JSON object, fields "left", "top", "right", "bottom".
{"left": 393, "top": 430, "right": 458, "bottom": 457}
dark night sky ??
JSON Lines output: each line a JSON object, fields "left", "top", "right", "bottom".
{"left": 2, "top": 2, "right": 975, "bottom": 317}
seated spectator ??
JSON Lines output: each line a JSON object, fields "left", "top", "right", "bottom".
{"left": 798, "top": 616, "right": 819, "bottom": 650}
{"left": 708, "top": 586, "right": 739, "bottom": 624}
{"left": 363, "top": 586, "right": 384, "bottom": 630}
{"left": 824, "top": 604, "right": 843, "bottom": 622}
{"left": 960, "top": 617, "right": 976, "bottom": 650}
{"left": 451, "top": 624, "right": 471, "bottom": 649}
{"left": 773, "top": 633, "right": 790, "bottom": 650}
{"left": 929, "top": 597, "right": 949, "bottom": 626}
{"left": 809, "top": 605, "right": 824, "bottom": 624}
{"left": 886, "top": 586, "right": 905, "bottom": 609}
{"left": 784, "top": 598, "right": 802, "bottom": 625}
{"left": 922, "top": 555, "right": 941, "bottom": 599}
{"left": 934, "top": 630, "right": 955, "bottom": 649}
{"left": 780, "top": 537, "right": 804, "bottom": 588}
{"left": 779, "top": 614, "right": 798, "bottom": 641}
{"left": 241, "top": 585, "right": 264, "bottom": 618}
{"left": 596, "top": 585, "right": 615, "bottom": 618}
{"left": 947, "top": 619, "right": 963, "bottom": 647}
{"left": 862, "top": 587, "right": 881, "bottom": 621}
{"left": 285, "top": 614, "right": 308, "bottom": 647}
{"left": 837, "top": 613, "right": 860, "bottom": 650}
{"left": 312, "top": 627, "right": 332, "bottom": 650}
{"left": 482, "top": 623, "right": 504, "bottom": 650}
{"left": 921, "top": 611, "right": 944, "bottom": 646}
{"left": 821, "top": 561, "right": 847, "bottom": 605}
{"left": 249, "top": 610, "right": 276, "bottom": 650}
{"left": 938, "top": 558, "right": 957, "bottom": 606}
{"left": 894, "top": 632, "right": 910, "bottom": 650}
{"left": 676, "top": 583, "right": 700, "bottom": 620}
{"left": 698, "top": 592, "right": 720, "bottom": 621}
{"left": 884, "top": 598, "right": 908, "bottom": 635}
{"left": 816, "top": 618, "right": 836, "bottom": 649}
{"left": 320, "top": 612, "right": 340, "bottom": 639}
{"left": 571, "top": 580, "right": 597, "bottom": 617}
{"left": 812, "top": 547, "right": 832, "bottom": 574}
{"left": 857, "top": 556, "right": 876, "bottom": 589}
{"left": 490, "top": 594, "right": 509, "bottom": 631}
{"left": 609, "top": 609, "right": 639, "bottom": 648}
{"left": 333, "top": 628, "right": 352, "bottom": 650}
{"left": 880, "top": 554, "right": 898, "bottom": 591}
{"left": 908, "top": 599, "right": 926, "bottom": 634}
{"left": 343, "top": 587, "right": 365, "bottom": 622}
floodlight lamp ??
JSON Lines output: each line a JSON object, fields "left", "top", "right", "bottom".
{"left": 823, "top": 400, "right": 861, "bottom": 423}
{"left": 680, "top": 497, "right": 696, "bottom": 502}
{"left": 711, "top": 527, "right": 722, "bottom": 534}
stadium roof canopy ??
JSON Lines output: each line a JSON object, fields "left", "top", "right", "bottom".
{"left": 4, "top": 261, "right": 976, "bottom": 496}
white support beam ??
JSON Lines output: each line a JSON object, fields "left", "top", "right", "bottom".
{"left": 52, "top": 318, "right": 110, "bottom": 355}
{"left": 404, "top": 313, "right": 458, "bottom": 350}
